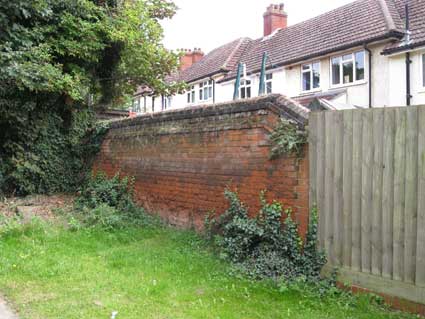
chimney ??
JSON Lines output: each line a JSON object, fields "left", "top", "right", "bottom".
{"left": 179, "top": 48, "right": 204, "bottom": 71}
{"left": 263, "top": 3, "right": 287, "bottom": 37}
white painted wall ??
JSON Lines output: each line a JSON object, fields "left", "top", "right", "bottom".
{"left": 133, "top": 43, "right": 425, "bottom": 113}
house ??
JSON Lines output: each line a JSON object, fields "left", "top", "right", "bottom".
{"left": 132, "top": 0, "right": 425, "bottom": 113}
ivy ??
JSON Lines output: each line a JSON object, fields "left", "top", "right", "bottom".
{"left": 0, "top": 109, "right": 109, "bottom": 196}
{"left": 269, "top": 118, "right": 307, "bottom": 159}
{"left": 205, "top": 189, "right": 327, "bottom": 283}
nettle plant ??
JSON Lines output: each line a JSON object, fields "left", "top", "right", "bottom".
{"left": 269, "top": 118, "right": 307, "bottom": 159}
{"left": 206, "top": 190, "right": 326, "bottom": 283}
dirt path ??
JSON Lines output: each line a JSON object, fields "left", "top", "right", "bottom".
{"left": 0, "top": 297, "right": 18, "bottom": 319}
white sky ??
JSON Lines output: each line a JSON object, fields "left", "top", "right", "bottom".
{"left": 161, "top": 0, "right": 356, "bottom": 53}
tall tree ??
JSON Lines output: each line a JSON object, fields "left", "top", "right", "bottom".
{"left": 0, "top": 0, "right": 182, "bottom": 194}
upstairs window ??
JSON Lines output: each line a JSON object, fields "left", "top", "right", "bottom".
{"left": 266, "top": 73, "right": 273, "bottom": 94}
{"left": 187, "top": 85, "right": 195, "bottom": 104}
{"left": 199, "top": 80, "right": 213, "bottom": 101}
{"left": 331, "top": 51, "right": 365, "bottom": 86}
{"left": 422, "top": 53, "right": 425, "bottom": 88}
{"left": 161, "top": 96, "right": 171, "bottom": 111}
{"left": 302, "top": 62, "right": 320, "bottom": 92}
{"left": 240, "top": 79, "right": 252, "bottom": 99}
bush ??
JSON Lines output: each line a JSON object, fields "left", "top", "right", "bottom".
{"left": 71, "top": 172, "right": 155, "bottom": 230}
{"left": 206, "top": 190, "right": 326, "bottom": 283}
{"left": 75, "top": 172, "right": 134, "bottom": 210}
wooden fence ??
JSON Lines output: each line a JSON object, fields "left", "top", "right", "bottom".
{"left": 309, "top": 106, "right": 425, "bottom": 305}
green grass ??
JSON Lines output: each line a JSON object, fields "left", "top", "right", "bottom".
{"left": 0, "top": 221, "right": 416, "bottom": 319}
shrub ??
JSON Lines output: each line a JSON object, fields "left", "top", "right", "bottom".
{"left": 72, "top": 172, "right": 155, "bottom": 230}
{"left": 75, "top": 172, "right": 134, "bottom": 210}
{"left": 206, "top": 189, "right": 326, "bottom": 283}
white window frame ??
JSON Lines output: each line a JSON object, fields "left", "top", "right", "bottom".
{"left": 199, "top": 80, "right": 213, "bottom": 101}
{"left": 330, "top": 51, "right": 366, "bottom": 88}
{"left": 301, "top": 61, "right": 321, "bottom": 92}
{"left": 239, "top": 78, "right": 252, "bottom": 99}
{"left": 187, "top": 85, "right": 195, "bottom": 104}
{"left": 265, "top": 73, "right": 273, "bottom": 94}
{"left": 161, "top": 95, "right": 171, "bottom": 111}
{"left": 421, "top": 52, "right": 425, "bottom": 89}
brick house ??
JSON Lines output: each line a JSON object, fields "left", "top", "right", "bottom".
{"left": 132, "top": 0, "right": 425, "bottom": 113}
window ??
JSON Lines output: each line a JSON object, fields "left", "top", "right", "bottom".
{"left": 162, "top": 96, "right": 171, "bottom": 110}
{"left": 331, "top": 51, "right": 365, "bottom": 86}
{"left": 199, "top": 80, "right": 213, "bottom": 101}
{"left": 132, "top": 98, "right": 141, "bottom": 113}
{"left": 266, "top": 73, "right": 273, "bottom": 94}
{"left": 187, "top": 85, "right": 195, "bottom": 104}
{"left": 302, "top": 62, "right": 320, "bottom": 91}
{"left": 240, "top": 79, "right": 252, "bottom": 99}
{"left": 143, "top": 96, "right": 147, "bottom": 113}
{"left": 422, "top": 53, "right": 425, "bottom": 88}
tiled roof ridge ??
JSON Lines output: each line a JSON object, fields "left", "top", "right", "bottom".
{"left": 220, "top": 37, "right": 252, "bottom": 71}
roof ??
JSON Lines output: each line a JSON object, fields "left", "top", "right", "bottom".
{"left": 382, "top": 0, "right": 425, "bottom": 54}
{"left": 292, "top": 89, "right": 347, "bottom": 108}
{"left": 222, "top": 0, "right": 406, "bottom": 82}
{"left": 173, "top": 38, "right": 252, "bottom": 84}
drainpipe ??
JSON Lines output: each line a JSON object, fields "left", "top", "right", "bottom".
{"left": 364, "top": 45, "right": 372, "bottom": 108}
{"left": 406, "top": 52, "right": 412, "bottom": 106}
{"left": 405, "top": 4, "right": 412, "bottom": 106}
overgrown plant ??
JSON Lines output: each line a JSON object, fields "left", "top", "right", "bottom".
{"left": 0, "top": 111, "right": 110, "bottom": 195}
{"left": 0, "top": 0, "right": 184, "bottom": 196}
{"left": 269, "top": 118, "right": 307, "bottom": 159}
{"left": 71, "top": 172, "right": 154, "bottom": 230}
{"left": 206, "top": 190, "right": 326, "bottom": 283}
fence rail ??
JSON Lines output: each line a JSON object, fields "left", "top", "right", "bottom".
{"left": 309, "top": 106, "right": 425, "bottom": 304}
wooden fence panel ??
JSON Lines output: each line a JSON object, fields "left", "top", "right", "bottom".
{"left": 309, "top": 106, "right": 425, "bottom": 305}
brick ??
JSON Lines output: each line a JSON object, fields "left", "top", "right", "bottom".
{"left": 94, "top": 97, "right": 309, "bottom": 233}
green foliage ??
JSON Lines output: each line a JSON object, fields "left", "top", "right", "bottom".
{"left": 269, "top": 118, "right": 307, "bottom": 159}
{"left": 206, "top": 190, "right": 326, "bottom": 283}
{"left": 71, "top": 172, "right": 156, "bottom": 230}
{"left": 0, "top": 109, "right": 109, "bottom": 195}
{"left": 75, "top": 172, "right": 135, "bottom": 210}
{"left": 0, "top": 0, "right": 182, "bottom": 196}
{"left": 0, "top": 0, "right": 181, "bottom": 103}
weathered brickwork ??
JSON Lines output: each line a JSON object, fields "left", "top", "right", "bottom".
{"left": 93, "top": 95, "right": 310, "bottom": 233}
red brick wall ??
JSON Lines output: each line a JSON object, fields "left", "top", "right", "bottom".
{"left": 93, "top": 96, "right": 309, "bottom": 233}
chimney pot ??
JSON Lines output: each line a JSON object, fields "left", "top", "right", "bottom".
{"left": 179, "top": 47, "right": 205, "bottom": 71}
{"left": 263, "top": 3, "right": 287, "bottom": 37}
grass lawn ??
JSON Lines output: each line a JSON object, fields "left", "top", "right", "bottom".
{"left": 0, "top": 221, "right": 417, "bottom": 319}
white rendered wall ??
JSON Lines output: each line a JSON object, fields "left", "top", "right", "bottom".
{"left": 134, "top": 44, "right": 425, "bottom": 113}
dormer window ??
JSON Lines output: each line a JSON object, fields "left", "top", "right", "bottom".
{"left": 199, "top": 80, "right": 213, "bottom": 101}
{"left": 331, "top": 51, "right": 365, "bottom": 87}
{"left": 240, "top": 79, "right": 252, "bottom": 99}
{"left": 301, "top": 62, "right": 320, "bottom": 92}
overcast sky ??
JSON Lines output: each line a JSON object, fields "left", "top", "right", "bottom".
{"left": 161, "top": 0, "right": 356, "bottom": 53}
